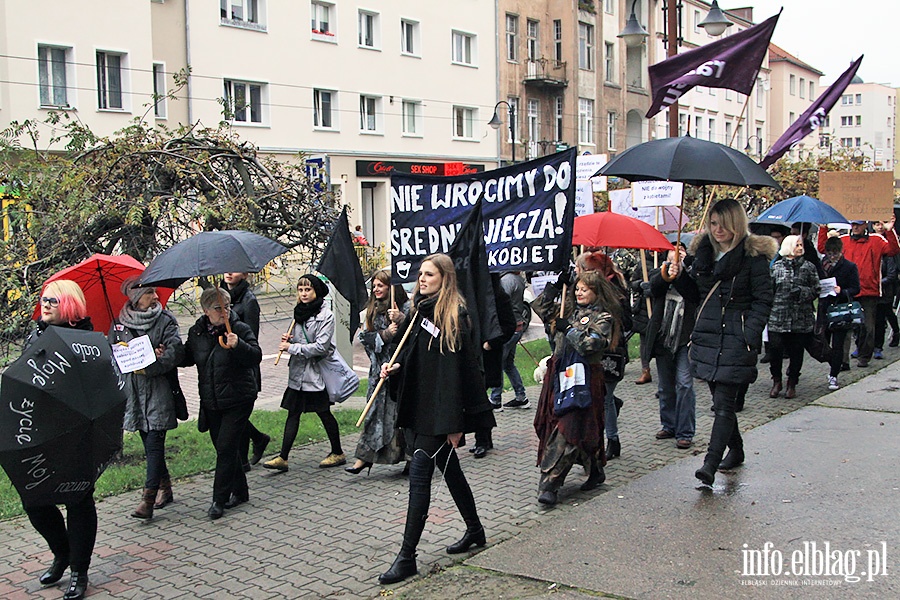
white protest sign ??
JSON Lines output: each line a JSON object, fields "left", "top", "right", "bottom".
{"left": 576, "top": 154, "right": 607, "bottom": 192}
{"left": 111, "top": 334, "right": 157, "bottom": 374}
{"left": 609, "top": 189, "right": 657, "bottom": 226}
{"left": 575, "top": 180, "right": 595, "bottom": 217}
{"left": 631, "top": 181, "right": 684, "bottom": 207}
{"left": 530, "top": 274, "right": 555, "bottom": 299}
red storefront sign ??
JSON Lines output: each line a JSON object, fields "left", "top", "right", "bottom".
{"left": 355, "top": 160, "right": 484, "bottom": 177}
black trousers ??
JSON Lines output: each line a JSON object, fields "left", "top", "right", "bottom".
{"left": 139, "top": 430, "right": 169, "bottom": 489}
{"left": 828, "top": 328, "right": 850, "bottom": 377}
{"left": 206, "top": 403, "right": 252, "bottom": 503}
{"left": 768, "top": 331, "right": 811, "bottom": 381}
{"left": 874, "top": 300, "right": 899, "bottom": 349}
{"left": 25, "top": 494, "right": 97, "bottom": 572}
{"left": 240, "top": 421, "right": 269, "bottom": 464}
{"left": 703, "top": 382, "right": 743, "bottom": 467}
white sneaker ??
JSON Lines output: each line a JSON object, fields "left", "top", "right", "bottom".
{"left": 827, "top": 376, "right": 839, "bottom": 391}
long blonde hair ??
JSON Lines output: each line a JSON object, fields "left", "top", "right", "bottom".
{"left": 706, "top": 198, "right": 749, "bottom": 253}
{"left": 417, "top": 253, "right": 465, "bottom": 352}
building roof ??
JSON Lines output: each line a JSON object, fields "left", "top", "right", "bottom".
{"left": 768, "top": 43, "right": 824, "bottom": 76}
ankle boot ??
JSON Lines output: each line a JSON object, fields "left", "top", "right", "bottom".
{"left": 719, "top": 447, "right": 745, "bottom": 470}
{"left": 580, "top": 463, "right": 606, "bottom": 491}
{"left": 769, "top": 378, "right": 783, "bottom": 398}
{"left": 154, "top": 476, "right": 173, "bottom": 509}
{"left": 785, "top": 377, "right": 798, "bottom": 399}
{"left": 39, "top": 553, "right": 69, "bottom": 585}
{"left": 635, "top": 368, "right": 652, "bottom": 384}
{"left": 131, "top": 488, "right": 157, "bottom": 519}
{"left": 378, "top": 551, "right": 417, "bottom": 584}
{"left": 446, "top": 526, "right": 486, "bottom": 554}
{"left": 63, "top": 571, "right": 89, "bottom": 600}
{"left": 605, "top": 438, "right": 621, "bottom": 460}
{"left": 695, "top": 461, "right": 717, "bottom": 486}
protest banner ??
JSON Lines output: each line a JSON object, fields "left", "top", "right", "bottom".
{"left": 631, "top": 181, "right": 683, "bottom": 208}
{"left": 390, "top": 148, "right": 576, "bottom": 283}
{"left": 819, "top": 171, "right": 893, "bottom": 221}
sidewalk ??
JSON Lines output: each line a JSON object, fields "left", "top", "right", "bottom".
{"left": 1, "top": 304, "right": 898, "bottom": 598}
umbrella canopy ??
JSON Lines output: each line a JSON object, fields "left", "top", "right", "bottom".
{"left": 754, "top": 195, "right": 848, "bottom": 227}
{"left": 664, "top": 231, "right": 697, "bottom": 249}
{"left": 597, "top": 136, "right": 781, "bottom": 189}
{"left": 137, "top": 230, "right": 289, "bottom": 288}
{"left": 32, "top": 254, "right": 173, "bottom": 334}
{"left": 573, "top": 212, "right": 674, "bottom": 252}
{"left": 0, "top": 327, "right": 126, "bottom": 507}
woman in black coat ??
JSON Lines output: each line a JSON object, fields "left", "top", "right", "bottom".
{"left": 182, "top": 287, "right": 262, "bottom": 519}
{"left": 676, "top": 199, "right": 777, "bottom": 486}
{"left": 820, "top": 236, "right": 861, "bottom": 390}
{"left": 377, "top": 253, "right": 496, "bottom": 585}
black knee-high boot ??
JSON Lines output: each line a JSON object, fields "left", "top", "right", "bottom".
{"left": 379, "top": 451, "right": 433, "bottom": 584}
{"left": 696, "top": 408, "right": 737, "bottom": 485}
{"left": 719, "top": 421, "right": 745, "bottom": 470}
{"left": 440, "top": 448, "right": 486, "bottom": 554}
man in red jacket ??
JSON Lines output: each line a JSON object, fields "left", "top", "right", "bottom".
{"left": 819, "top": 216, "right": 900, "bottom": 367}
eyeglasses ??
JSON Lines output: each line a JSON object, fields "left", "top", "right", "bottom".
{"left": 208, "top": 305, "right": 231, "bottom": 313}
{"left": 40, "top": 297, "right": 60, "bottom": 307}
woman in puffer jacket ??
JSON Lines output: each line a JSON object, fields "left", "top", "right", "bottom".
{"left": 672, "top": 199, "right": 777, "bottom": 486}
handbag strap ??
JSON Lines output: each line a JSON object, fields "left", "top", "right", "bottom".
{"left": 697, "top": 280, "right": 722, "bottom": 319}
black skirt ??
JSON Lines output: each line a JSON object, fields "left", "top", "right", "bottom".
{"left": 281, "top": 387, "right": 330, "bottom": 413}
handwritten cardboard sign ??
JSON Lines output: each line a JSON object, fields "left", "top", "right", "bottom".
{"left": 631, "top": 181, "right": 684, "bottom": 207}
{"left": 819, "top": 171, "right": 894, "bottom": 221}
{"left": 111, "top": 335, "right": 157, "bottom": 374}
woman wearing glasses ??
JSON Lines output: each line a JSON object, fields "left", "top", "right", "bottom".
{"left": 182, "top": 287, "right": 262, "bottom": 519}
{"left": 23, "top": 280, "right": 96, "bottom": 600}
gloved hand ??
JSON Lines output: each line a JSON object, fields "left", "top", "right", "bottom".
{"left": 555, "top": 317, "right": 571, "bottom": 333}
{"left": 555, "top": 267, "right": 574, "bottom": 288}
{"left": 640, "top": 281, "right": 651, "bottom": 295}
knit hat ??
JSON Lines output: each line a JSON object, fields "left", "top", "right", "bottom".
{"left": 298, "top": 273, "right": 329, "bottom": 298}
{"left": 121, "top": 276, "right": 156, "bottom": 305}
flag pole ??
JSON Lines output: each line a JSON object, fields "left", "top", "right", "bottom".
{"left": 640, "top": 250, "right": 652, "bottom": 318}
{"left": 274, "top": 320, "right": 295, "bottom": 365}
{"left": 355, "top": 310, "right": 418, "bottom": 427}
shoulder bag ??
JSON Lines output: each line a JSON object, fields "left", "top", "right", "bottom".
{"left": 301, "top": 324, "right": 360, "bottom": 403}
{"left": 553, "top": 347, "right": 593, "bottom": 417}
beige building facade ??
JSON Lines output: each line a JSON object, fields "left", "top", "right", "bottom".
{"left": 766, "top": 43, "right": 822, "bottom": 162}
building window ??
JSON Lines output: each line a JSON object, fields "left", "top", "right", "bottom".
{"left": 604, "top": 42, "right": 614, "bottom": 82}
{"left": 708, "top": 118, "right": 716, "bottom": 142}
{"left": 152, "top": 63, "right": 166, "bottom": 118}
{"left": 402, "top": 100, "right": 422, "bottom": 136}
{"left": 694, "top": 115, "right": 703, "bottom": 139}
{"left": 737, "top": 124, "right": 744, "bottom": 149}
{"left": 725, "top": 122, "right": 733, "bottom": 145}
{"left": 401, "top": 19, "right": 420, "bottom": 56}
{"left": 725, "top": 89, "right": 733, "bottom": 101}
{"left": 506, "top": 14, "right": 518, "bottom": 62}
{"left": 38, "top": 45, "right": 71, "bottom": 108}
{"left": 579, "top": 23, "right": 594, "bottom": 71}
{"left": 607, "top": 112, "right": 616, "bottom": 150}
{"left": 96, "top": 51, "right": 125, "bottom": 110}
{"left": 693, "top": 10, "right": 701, "bottom": 33}
{"left": 789, "top": 112, "right": 795, "bottom": 125}
{"left": 220, "top": 0, "right": 264, "bottom": 30}
{"left": 841, "top": 94, "right": 852, "bottom": 105}
{"left": 755, "top": 127, "right": 763, "bottom": 155}
{"left": 452, "top": 31, "right": 476, "bottom": 66}
{"left": 526, "top": 19, "right": 540, "bottom": 61}
{"left": 527, "top": 99, "right": 540, "bottom": 158}
{"left": 809, "top": 81, "right": 815, "bottom": 100}
{"left": 855, "top": 93, "right": 862, "bottom": 104}
{"left": 756, "top": 87, "right": 763, "bottom": 108}
{"left": 678, "top": 113, "right": 686, "bottom": 137}
{"left": 359, "top": 95, "right": 381, "bottom": 132}
{"left": 841, "top": 116, "right": 852, "bottom": 127}
{"left": 604, "top": 0, "right": 615, "bottom": 15}
{"left": 840, "top": 137, "right": 852, "bottom": 147}
{"left": 799, "top": 77, "right": 806, "bottom": 99}
{"left": 553, "top": 20, "right": 562, "bottom": 63}
{"left": 453, "top": 106, "right": 476, "bottom": 139}
{"left": 856, "top": 115, "right": 862, "bottom": 126}
{"left": 223, "top": 79, "right": 263, "bottom": 123}
{"left": 855, "top": 137, "right": 861, "bottom": 147}
{"left": 507, "top": 96, "right": 519, "bottom": 143}
{"left": 358, "top": 10, "right": 379, "bottom": 49}
{"left": 555, "top": 96, "right": 564, "bottom": 141}
{"left": 313, "top": 88, "right": 336, "bottom": 129}
{"left": 311, "top": 1, "right": 334, "bottom": 39}
{"left": 789, "top": 74, "right": 796, "bottom": 95}
{"left": 578, "top": 98, "right": 594, "bottom": 145}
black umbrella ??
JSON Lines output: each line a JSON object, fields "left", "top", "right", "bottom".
{"left": 0, "top": 327, "right": 126, "bottom": 508}
{"left": 137, "top": 230, "right": 289, "bottom": 288}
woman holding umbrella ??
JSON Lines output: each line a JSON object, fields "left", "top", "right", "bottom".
{"left": 23, "top": 280, "right": 96, "bottom": 600}
{"left": 110, "top": 278, "right": 184, "bottom": 520}
{"left": 671, "top": 199, "right": 776, "bottom": 486}
{"left": 182, "top": 287, "right": 262, "bottom": 519}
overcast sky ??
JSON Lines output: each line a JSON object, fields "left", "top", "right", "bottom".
{"left": 731, "top": 1, "right": 898, "bottom": 87}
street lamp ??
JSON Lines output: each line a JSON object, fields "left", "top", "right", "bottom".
{"left": 618, "top": 0, "right": 650, "bottom": 48}
{"left": 698, "top": 1, "right": 734, "bottom": 37}
{"left": 488, "top": 100, "right": 516, "bottom": 164}
{"left": 744, "top": 134, "right": 761, "bottom": 157}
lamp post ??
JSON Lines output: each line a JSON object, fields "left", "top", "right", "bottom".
{"left": 744, "top": 134, "right": 761, "bottom": 157}
{"left": 619, "top": 0, "right": 733, "bottom": 139}
{"left": 488, "top": 100, "right": 516, "bottom": 164}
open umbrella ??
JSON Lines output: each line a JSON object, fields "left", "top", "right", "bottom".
{"left": 754, "top": 195, "right": 848, "bottom": 226}
{"left": 32, "top": 254, "right": 173, "bottom": 334}
{"left": 0, "top": 327, "right": 125, "bottom": 507}
{"left": 573, "top": 212, "right": 674, "bottom": 252}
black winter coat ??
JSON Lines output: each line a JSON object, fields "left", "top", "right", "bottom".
{"left": 182, "top": 314, "right": 262, "bottom": 411}
{"left": 646, "top": 263, "right": 700, "bottom": 356}
{"left": 482, "top": 279, "right": 517, "bottom": 389}
{"left": 685, "top": 234, "right": 777, "bottom": 385}
{"left": 818, "top": 256, "right": 860, "bottom": 317}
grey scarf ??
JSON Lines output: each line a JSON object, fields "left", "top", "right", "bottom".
{"left": 118, "top": 302, "right": 163, "bottom": 332}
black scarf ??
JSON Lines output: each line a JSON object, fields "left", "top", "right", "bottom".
{"left": 692, "top": 235, "right": 748, "bottom": 281}
{"left": 294, "top": 297, "right": 325, "bottom": 325}
{"left": 224, "top": 279, "right": 250, "bottom": 305}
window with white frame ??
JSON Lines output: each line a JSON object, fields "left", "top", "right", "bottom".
{"left": 553, "top": 20, "right": 563, "bottom": 63}
{"left": 755, "top": 128, "right": 763, "bottom": 154}
{"left": 453, "top": 106, "right": 476, "bottom": 139}
{"left": 789, "top": 74, "right": 796, "bottom": 95}
{"left": 809, "top": 81, "right": 815, "bottom": 100}
{"left": 604, "top": 42, "right": 615, "bottom": 82}
{"left": 578, "top": 98, "right": 594, "bottom": 145}
{"left": 401, "top": 19, "right": 419, "bottom": 56}
{"left": 604, "top": 0, "right": 614, "bottom": 15}
{"left": 527, "top": 99, "right": 540, "bottom": 157}
{"left": 313, "top": 88, "right": 337, "bottom": 129}
{"left": 855, "top": 137, "right": 861, "bottom": 146}
{"left": 358, "top": 10, "right": 379, "bottom": 49}
{"left": 799, "top": 77, "right": 805, "bottom": 99}
{"left": 855, "top": 115, "right": 861, "bottom": 126}
{"left": 725, "top": 122, "right": 733, "bottom": 145}
{"left": 578, "top": 23, "right": 594, "bottom": 71}
{"left": 678, "top": 113, "right": 686, "bottom": 136}
{"left": 737, "top": 124, "right": 744, "bottom": 148}
{"left": 220, "top": 0, "right": 264, "bottom": 30}
{"left": 223, "top": 79, "right": 264, "bottom": 123}
{"left": 555, "top": 96, "right": 564, "bottom": 141}
{"left": 451, "top": 31, "right": 475, "bottom": 66}
{"left": 789, "top": 112, "right": 795, "bottom": 125}
{"left": 855, "top": 93, "right": 861, "bottom": 104}
{"left": 359, "top": 94, "right": 381, "bottom": 132}
{"left": 507, "top": 96, "right": 519, "bottom": 143}
{"left": 607, "top": 112, "right": 616, "bottom": 150}
{"left": 756, "top": 88, "right": 763, "bottom": 108}
{"left": 694, "top": 115, "right": 703, "bottom": 139}
{"left": 693, "top": 10, "right": 701, "bottom": 33}
{"left": 708, "top": 118, "right": 715, "bottom": 142}
{"left": 152, "top": 63, "right": 167, "bottom": 118}
{"left": 97, "top": 51, "right": 125, "bottom": 110}
{"left": 840, "top": 137, "right": 852, "bottom": 147}
{"left": 526, "top": 19, "right": 540, "bottom": 61}
{"left": 841, "top": 116, "right": 852, "bottom": 127}
{"left": 401, "top": 100, "right": 422, "bottom": 136}
{"left": 841, "top": 94, "right": 852, "bottom": 105}
{"left": 506, "top": 14, "right": 518, "bottom": 62}
{"left": 37, "top": 44, "right": 71, "bottom": 108}
{"left": 726, "top": 89, "right": 733, "bottom": 101}
{"left": 311, "top": 1, "right": 334, "bottom": 39}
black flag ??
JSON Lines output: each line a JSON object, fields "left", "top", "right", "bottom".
{"left": 317, "top": 206, "right": 368, "bottom": 342}
{"left": 447, "top": 200, "right": 502, "bottom": 345}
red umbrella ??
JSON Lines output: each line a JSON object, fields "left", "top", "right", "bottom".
{"left": 572, "top": 211, "right": 674, "bottom": 252}
{"left": 32, "top": 254, "right": 173, "bottom": 334}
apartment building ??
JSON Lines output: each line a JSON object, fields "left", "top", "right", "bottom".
{"left": 766, "top": 43, "right": 822, "bottom": 161}
{"left": 824, "top": 79, "right": 895, "bottom": 172}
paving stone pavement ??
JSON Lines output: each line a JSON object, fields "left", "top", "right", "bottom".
{"left": 4, "top": 291, "right": 897, "bottom": 599}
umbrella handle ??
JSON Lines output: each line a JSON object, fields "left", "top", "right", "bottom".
{"left": 218, "top": 317, "right": 233, "bottom": 350}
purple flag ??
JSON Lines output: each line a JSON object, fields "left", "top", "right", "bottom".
{"left": 759, "top": 56, "right": 864, "bottom": 169}
{"left": 646, "top": 13, "right": 780, "bottom": 119}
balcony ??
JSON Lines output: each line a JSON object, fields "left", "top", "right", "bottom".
{"left": 523, "top": 59, "right": 568, "bottom": 89}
